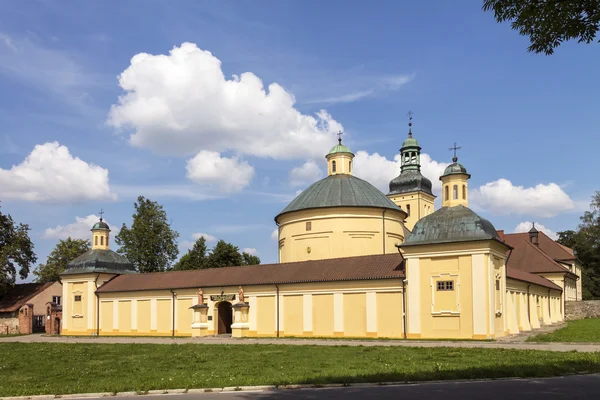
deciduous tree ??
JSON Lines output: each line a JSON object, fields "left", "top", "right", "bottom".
{"left": 483, "top": 0, "right": 600, "bottom": 54}
{"left": 0, "top": 207, "right": 36, "bottom": 295}
{"left": 115, "top": 196, "right": 179, "bottom": 273}
{"left": 34, "top": 238, "right": 90, "bottom": 282}
{"left": 173, "top": 236, "right": 208, "bottom": 271}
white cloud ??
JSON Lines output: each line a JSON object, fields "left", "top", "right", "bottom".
{"left": 44, "top": 214, "right": 111, "bottom": 240}
{"left": 289, "top": 160, "right": 323, "bottom": 187}
{"left": 353, "top": 151, "right": 448, "bottom": 194}
{"left": 513, "top": 221, "right": 558, "bottom": 240}
{"left": 0, "top": 142, "right": 116, "bottom": 203}
{"left": 192, "top": 232, "right": 217, "bottom": 243}
{"left": 186, "top": 151, "right": 254, "bottom": 193}
{"left": 107, "top": 42, "right": 343, "bottom": 159}
{"left": 242, "top": 247, "right": 258, "bottom": 256}
{"left": 471, "top": 179, "right": 574, "bottom": 218}
{"left": 271, "top": 228, "right": 278, "bottom": 241}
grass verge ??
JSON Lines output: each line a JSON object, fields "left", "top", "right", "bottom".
{"left": 528, "top": 318, "right": 600, "bottom": 342}
{"left": 1, "top": 343, "right": 599, "bottom": 396}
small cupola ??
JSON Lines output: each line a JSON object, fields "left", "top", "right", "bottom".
{"left": 326, "top": 131, "right": 354, "bottom": 176}
{"left": 529, "top": 223, "right": 539, "bottom": 246}
{"left": 91, "top": 210, "right": 111, "bottom": 250}
{"left": 440, "top": 142, "right": 471, "bottom": 208}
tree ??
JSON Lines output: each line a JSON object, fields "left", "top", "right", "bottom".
{"left": 483, "top": 0, "right": 600, "bottom": 54}
{"left": 0, "top": 207, "right": 37, "bottom": 296}
{"left": 115, "top": 196, "right": 179, "bottom": 273}
{"left": 557, "top": 191, "right": 600, "bottom": 299}
{"left": 242, "top": 252, "right": 260, "bottom": 266}
{"left": 206, "top": 240, "right": 244, "bottom": 269}
{"left": 173, "top": 236, "right": 207, "bottom": 271}
{"left": 34, "top": 238, "right": 90, "bottom": 282}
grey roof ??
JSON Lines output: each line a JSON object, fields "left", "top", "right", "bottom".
{"left": 388, "top": 170, "right": 434, "bottom": 196}
{"left": 442, "top": 159, "right": 470, "bottom": 177}
{"left": 92, "top": 221, "right": 110, "bottom": 231}
{"left": 62, "top": 249, "right": 136, "bottom": 276}
{"left": 276, "top": 174, "right": 404, "bottom": 220}
{"left": 400, "top": 205, "right": 504, "bottom": 247}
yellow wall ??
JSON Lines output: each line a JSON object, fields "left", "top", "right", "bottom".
{"left": 312, "top": 294, "right": 334, "bottom": 336}
{"left": 92, "top": 231, "right": 110, "bottom": 250}
{"left": 118, "top": 301, "right": 132, "bottom": 332}
{"left": 156, "top": 299, "right": 171, "bottom": 334}
{"left": 440, "top": 173, "right": 469, "bottom": 208}
{"left": 137, "top": 300, "right": 151, "bottom": 333}
{"left": 176, "top": 298, "right": 193, "bottom": 335}
{"left": 388, "top": 191, "right": 435, "bottom": 231}
{"left": 376, "top": 292, "right": 403, "bottom": 337}
{"left": 277, "top": 207, "right": 407, "bottom": 263}
{"left": 256, "top": 296, "right": 275, "bottom": 336}
{"left": 283, "top": 295, "right": 303, "bottom": 336}
{"left": 100, "top": 301, "right": 113, "bottom": 333}
{"left": 326, "top": 152, "right": 353, "bottom": 176}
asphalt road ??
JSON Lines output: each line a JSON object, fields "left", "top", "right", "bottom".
{"left": 69, "top": 374, "right": 600, "bottom": 400}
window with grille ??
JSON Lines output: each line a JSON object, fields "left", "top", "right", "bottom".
{"left": 436, "top": 281, "right": 454, "bottom": 291}
{"left": 74, "top": 295, "right": 82, "bottom": 302}
{"left": 306, "top": 221, "right": 312, "bottom": 231}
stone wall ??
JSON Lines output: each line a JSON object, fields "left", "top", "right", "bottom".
{"left": 0, "top": 315, "right": 19, "bottom": 335}
{"left": 565, "top": 300, "right": 600, "bottom": 320}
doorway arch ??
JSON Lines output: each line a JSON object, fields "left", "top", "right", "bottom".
{"left": 217, "top": 302, "right": 233, "bottom": 334}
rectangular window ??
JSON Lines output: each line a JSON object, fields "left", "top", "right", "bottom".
{"left": 74, "top": 295, "right": 82, "bottom": 302}
{"left": 496, "top": 280, "right": 500, "bottom": 290}
{"left": 306, "top": 221, "right": 312, "bottom": 231}
{"left": 52, "top": 296, "right": 61, "bottom": 305}
{"left": 436, "top": 281, "right": 454, "bottom": 291}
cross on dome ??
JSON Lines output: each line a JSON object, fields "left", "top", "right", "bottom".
{"left": 99, "top": 209, "right": 104, "bottom": 222}
{"left": 449, "top": 142, "right": 462, "bottom": 163}
{"left": 337, "top": 130, "right": 343, "bottom": 144}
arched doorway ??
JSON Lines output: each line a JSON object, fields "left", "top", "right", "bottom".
{"left": 54, "top": 317, "right": 61, "bottom": 335}
{"left": 217, "top": 302, "right": 233, "bottom": 334}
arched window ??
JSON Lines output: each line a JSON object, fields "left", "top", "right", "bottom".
{"left": 453, "top": 185, "right": 458, "bottom": 200}
{"left": 406, "top": 204, "right": 411, "bottom": 216}
{"left": 349, "top": 161, "right": 352, "bottom": 173}
{"left": 445, "top": 185, "right": 449, "bottom": 201}
{"left": 332, "top": 160, "right": 336, "bottom": 173}
{"left": 100, "top": 236, "right": 104, "bottom": 246}
{"left": 462, "top": 185, "right": 466, "bottom": 200}
{"left": 95, "top": 236, "right": 98, "bottom": 246}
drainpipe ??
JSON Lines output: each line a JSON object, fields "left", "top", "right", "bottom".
{"left": 94, "top": 274, "right": 100, "bottom": 337}
{"left": 382, "top": 209, "right": 388, "bottom": 253}
{"left": 402, "top": 279, "right": 407, "bottom": 339}
{"left": 276, "top": 285, "right": 280, "bottom": 338}
{"left": 170, "top": 289, "right": 176, "bottom": 337}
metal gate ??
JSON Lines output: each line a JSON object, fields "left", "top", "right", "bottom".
{"left": 33, "top": 315, "right": 45, "bottom": 333}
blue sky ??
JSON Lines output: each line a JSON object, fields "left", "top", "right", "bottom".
{"left": 1, "top": 0, "right": 598, "bottom": 279}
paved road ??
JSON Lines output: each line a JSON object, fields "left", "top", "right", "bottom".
{"left": 2, "top": 333, "right": 600, "bottom": 353}
{"left": 65, "top": 375, "right": 600, "bottom": 400}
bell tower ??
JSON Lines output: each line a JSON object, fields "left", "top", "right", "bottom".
{"left": 387, "top": 113, "right": 435, "bottom": 231}
{"left": 440, "top": 143, "right": 470, "bottom": 208}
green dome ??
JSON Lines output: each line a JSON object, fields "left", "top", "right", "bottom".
{"left": 276, "top": 174, "right": 404, "bottom": 220}
{"left": 402, "top": 136, "right": 419, "bottom": 148}
{"left": 327, "top": 143, "right": 353, "bottom": 156}
{"left": 92, "top": 220, "right": 110, "bottom": 231}
{"left": 442, "top": 158, "right": 469, "bottom": 176}
{"left": 63, "top": 249, "right": 135, "bottom": 275}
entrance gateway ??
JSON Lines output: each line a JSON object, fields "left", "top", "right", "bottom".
{"left": 217, "top": 302, "right": 233, "bottom": 334}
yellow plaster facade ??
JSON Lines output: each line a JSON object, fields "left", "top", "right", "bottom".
{"left": 388, "top": 191, "right": 435, "bottom": 231}
{"left": 440, "top": 173, "right": 470, "bottom": 208}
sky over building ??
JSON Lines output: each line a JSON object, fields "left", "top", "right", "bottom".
{"left": 0, "top": 1, "right": 598, "bottom": 277}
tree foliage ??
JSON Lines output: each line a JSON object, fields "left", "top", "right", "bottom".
{"left": 115, "top": 196, "right": 180, "bottom": 273}
{"left": 34, "top": 238, "right": 90, "bottom": 283}
{"left": 483, "top": 0, "right": 600, "bottom": 54}
{"left": 0, "top": 207, "right": 37, "bottom": 296}
{"left": 557, "top": 191, "right": 600, "bottom": 299}
{"left": 173, "top": 238, "right": 261, "bottom": 271}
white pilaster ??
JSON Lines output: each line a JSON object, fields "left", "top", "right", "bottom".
{"left": 87, "top": 280, "right": 95, "bottom": 330}
{"left": 366, "top": 291, "right": 377, "bottom": 333}
{"left": 406, "top": 258, "right": 420, "bottom": 335}
{"left": 113, "top": 301, "right": 119, "bottom": 330}
{"left": 278, "top": 292, "right": 284, "bottom": 332}
{"left": 471, "top": 254, "right": 487, "bottom": 336}
{"left": 488, "top": 256, "right": 495, "bottom": 335}
{"left": 506, "top": 292, "right": 519, "bottom": 334}
{"left": 150, "top": 299, "right": 157, "bottom": 330}
{"left": 333, "top": 293, "right": 344, "bottom": 332}
{"left": 249, "top": 296, "right": 257, "bottom": 332}
{"left": 132, "top": 299, "right": 138, "bottom": 330}
{"left": 303, "top": 294, "right": 312, "bottom": 332}
{"left": 62, "top": 283, "right": 69, "bottom": 329}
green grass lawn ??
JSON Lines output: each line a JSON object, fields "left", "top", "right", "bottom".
{"left": 1, "top": 343, "right": 600, "bottom": 396}
{"left": 528, "top": 318, "right": 600, "bottom": 342}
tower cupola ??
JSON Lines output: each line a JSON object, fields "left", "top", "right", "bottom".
{"left": 440, "top": 143, "right": 471, "bottom": 208}
{"left": 326, "top": 131, "right": 354, "bottom": 176}
{"left": 91, "top": 210, "right": 111, "bottom": 250}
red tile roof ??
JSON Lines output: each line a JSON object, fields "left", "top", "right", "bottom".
{"left": 506, "top": 267, "right": 562, "bottom": 291}
{"left": 503, "top": 233, "right": 576, "bottom": 278}
{"left": 97, "top": 253, "right": 405, "bottom": 293}
{"left": 0, "top": 282, "right": 54, "bottom": 313}
{"left": 505, "top": 232, "right": 575, "bottom": 261}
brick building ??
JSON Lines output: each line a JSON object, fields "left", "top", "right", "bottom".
{"left": 0, "top": 282, "right": 62, "bottom": 335}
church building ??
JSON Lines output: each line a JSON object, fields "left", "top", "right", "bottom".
{"left": 60, "top": 121, "right": 579, "bottom": 339}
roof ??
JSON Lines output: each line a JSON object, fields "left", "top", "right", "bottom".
{"left": 442, "top": 157, "right": 470, "bottom": 177}
{"left": 62, "top": 249, "right": 136, "bottom": 276}
{"left": 92, "top": 220, "right": 110, "bottom": 231}
{"left": 505, "top": 231, "right": 576, "bottom": 261}
{"left": 504, "top": 233, "right": 577, "bottom": 277}
{"left": 401, "top": 205, "right": 505, "bottom": 247}
{"left": 388, "top": 170, "right": 434, "bottom": 196}
{"left": 327, "top": 142, "right": 353, "bottom": 156}
{"left": 276, "top": 174, "right": 405, "bottom": 220}
{"left": 0, "top": 282, "right": 54, "bottom": 312}
{"left": 506, "top": 267, "right": 562, "bottom": 291}
{"left": 402, "top": 135, "right": 419, "bottom": 148}
{"left": 96, "top": 253, "right": 405, "bottom": 293}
